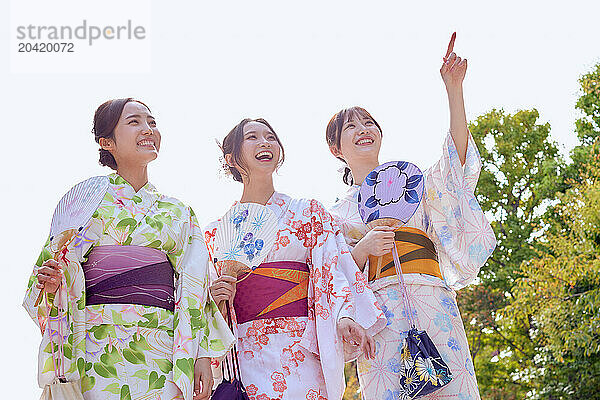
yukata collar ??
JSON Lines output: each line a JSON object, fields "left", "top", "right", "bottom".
{"left": 341, "top": 184, "right": 360, "bottom": 204}
{"left": 265, "top": 191, "right": 290, "bottom": 220}
{"left": 109, "top": 173, "right": 157, "bottom": 193}
{"left": 232, "top": 191, "right": 290, "bottom": 221}
{"left": 108, "top": 172, "right": 160, "bottom": 204}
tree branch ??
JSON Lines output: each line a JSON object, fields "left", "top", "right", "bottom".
{"left": 491, "top": 325, "right": 531, "bottom": 358}
{"left": 471, "top": 330, "right": 484, "bottom": 361}
{"left": 489, "top": 256, "right": 507, "bottom": 268}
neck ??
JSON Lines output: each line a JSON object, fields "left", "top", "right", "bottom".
{"left": 240, "top": 174, "right": 275, "bottom": 205}
{"left": 349, "top": 159, "right": 380, "bottom": 185}
{"left": 115, "top": 165, "right": 149, "bottom": 192}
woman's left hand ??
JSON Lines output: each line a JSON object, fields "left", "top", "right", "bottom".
{"left": 193, "top": 357, "right": 213, "bottom": 400}
{"left": 338, "top": 317, "right": 376, "bottom": 359}
{"left": 440, "top": 32, "right": 467, "bottom": 91}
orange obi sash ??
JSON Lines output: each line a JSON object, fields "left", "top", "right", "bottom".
{"left": 367, "top": 227, "right": 442, "bottom": 282}
{"left": 233, "top": 261, "right": 309, "bottom": 324}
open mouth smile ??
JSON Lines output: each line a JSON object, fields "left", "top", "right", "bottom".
{"left": 137, "top": 139, "right": 156, "bottom": 149}
{"left": 255, "top": 150, "right": 274, "bottom": 161}
{"left": 355, "top": 136, "right": 374, "bottom": 146}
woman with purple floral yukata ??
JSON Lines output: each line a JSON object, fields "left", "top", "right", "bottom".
{"left": 326, "top": 33, "right": 497, "bottom": 399}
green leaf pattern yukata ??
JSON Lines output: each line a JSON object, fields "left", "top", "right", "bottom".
{"left": 24, "top": 174, "right": 235, "bottom": 400}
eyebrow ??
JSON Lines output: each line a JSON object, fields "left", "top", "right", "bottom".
{"left": 345, "top": 116, "right": 372, "bottom": 125}
{"left": 125, "top": 114, "right": 155, "bottom": 119}
{"left": 244, "top": 130, "right": 273, "bottom": 135}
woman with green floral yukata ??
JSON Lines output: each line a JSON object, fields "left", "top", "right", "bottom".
{"left": 24, "top": 98, "right": 235, "bottom": 400}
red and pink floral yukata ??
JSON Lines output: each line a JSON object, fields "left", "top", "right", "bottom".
{"left": 205, "top": 192, "right": 386, "bottom": 400}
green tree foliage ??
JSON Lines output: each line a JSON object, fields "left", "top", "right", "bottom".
{"left": 506, "top": 151, "right": 600, "bottom": 399}
{"left": 461, "top": 63, "right": 600, "bottom": 399}
{"left": 469, "top": 108, "right": 562, "bottom": 290}
{"left": 566, "top": 64, "right": 600, "bottom": 184}
{"left": 549, "top": 64, "right": 600, "bottom": 237}
{"left": 459, "top": 109, "right": 563, "bottom": 398}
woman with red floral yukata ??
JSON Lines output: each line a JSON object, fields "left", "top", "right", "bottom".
{"left": 204, "top": 118, "right": 387, "bottom": 400}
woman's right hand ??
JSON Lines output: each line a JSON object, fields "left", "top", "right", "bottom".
{"left": 209, "top": 275, "right": 237, "bottom": 306}
{"left": 360, "top": 226, "right": 397, "bottom": 256}
{"left": 36, "top": 259, "right": 62, "bottom": 294}
{"left": 352, "top": 226, "right": 396, "bottom": 269}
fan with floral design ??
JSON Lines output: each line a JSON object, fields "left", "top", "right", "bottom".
{"left": 213, "top": 203, "right": 278, "bottom": 277}
{"left": 357, "top": 161, "right": 424, "bottom": 227}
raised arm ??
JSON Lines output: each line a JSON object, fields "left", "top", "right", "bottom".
{"left": 440, "top": 32, "right": 468, "bottom": 165}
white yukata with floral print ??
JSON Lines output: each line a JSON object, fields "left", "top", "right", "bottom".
{"left": 329, "top": 133, "right": 496, "bottom": 400}
{"left": 205, "top": 193, "right": 386, "bottom": 400}
{"left": 24, "top": 173, "right": 235, "bottom": 400}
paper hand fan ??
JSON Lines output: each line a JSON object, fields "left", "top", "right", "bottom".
{"left": 357, "top": 161, "right": 424, "bottom": 227}
{"left": 49, "top": 176, "right": 108, "bottom": 242}
{"left": 34, "top": 176, "right": 108, "bottom": 306}
{"left": 213, "top": 203, "right": 278, "bottom": 277}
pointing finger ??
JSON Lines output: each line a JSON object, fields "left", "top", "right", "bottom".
{"left": 444, "top": 32, "right": 456, "bottom": 60}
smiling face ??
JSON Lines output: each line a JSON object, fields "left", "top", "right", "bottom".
{"left": 329, "top": 109, "right": 382, "bottom": 168}
{"left": 226, "top": 121, "right": 281, "bottom": 182}
{"left": 99, "top": 101, "right": 161, "bottom": 169}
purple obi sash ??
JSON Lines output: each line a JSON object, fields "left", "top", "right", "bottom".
{"left": 233, "top": 261, "right": 309, "bottom": 324}
{"left": 82, "top": 245, "right": 175, "bottom": 312}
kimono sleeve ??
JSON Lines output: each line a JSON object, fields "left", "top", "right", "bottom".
{"left": 23, "top": 227, "right": 87, "bottom": 387}
{"left": 300, "top": 200, "right": 385, "bottom": 400}
{"left": 23, "top": 236, "right": 57, "bottom": 332}
{"left": 171, "top": 207, "right": 235, "bottom": 400}
{"left": 202, "top": 223, "right": 220, "bottom": 282}
{"left": 424, "top": 131, "right": 497, "bottom": 290}
{"left": 23, "top": 223, "right": 83, "bottom": 336}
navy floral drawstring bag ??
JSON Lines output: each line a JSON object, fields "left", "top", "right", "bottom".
{"left": 391, "top": 246, "right": 453, "bottom": 398}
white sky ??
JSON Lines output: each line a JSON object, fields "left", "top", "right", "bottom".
{"left": 2, "top": 0, "right": 599, "bottom": 397}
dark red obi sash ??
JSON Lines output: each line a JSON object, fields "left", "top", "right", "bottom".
{"left": 233, "top": 261, "right": 309, "bottom": 324}
{"left": 82, "top": 245, "right": 175, "bottom": 312}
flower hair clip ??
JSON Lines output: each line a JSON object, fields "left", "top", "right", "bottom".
{"left": 216, "top": 138, "right": 237, "bottom": 180}
{"left": 219, "top": 155, "right": 233, "bottom": 177}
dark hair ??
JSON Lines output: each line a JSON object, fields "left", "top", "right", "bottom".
{"left": 219, "top": 118, "right": 285, "bottom": 182}
{"left": 92, "top": 98, "right": 150, "bottom": 170}
{"left": 325, "top": 106, "right": 382, "bottom": 185}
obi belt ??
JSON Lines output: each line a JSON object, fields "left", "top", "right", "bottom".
{"left": 233, "top": 261, "right": 309, "bottom": 324}
{"left": 368, "top": 227, "right": 443, "bottom": 282}
{"left": 82, "top": 245, "right": 175, "bottom": 312}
